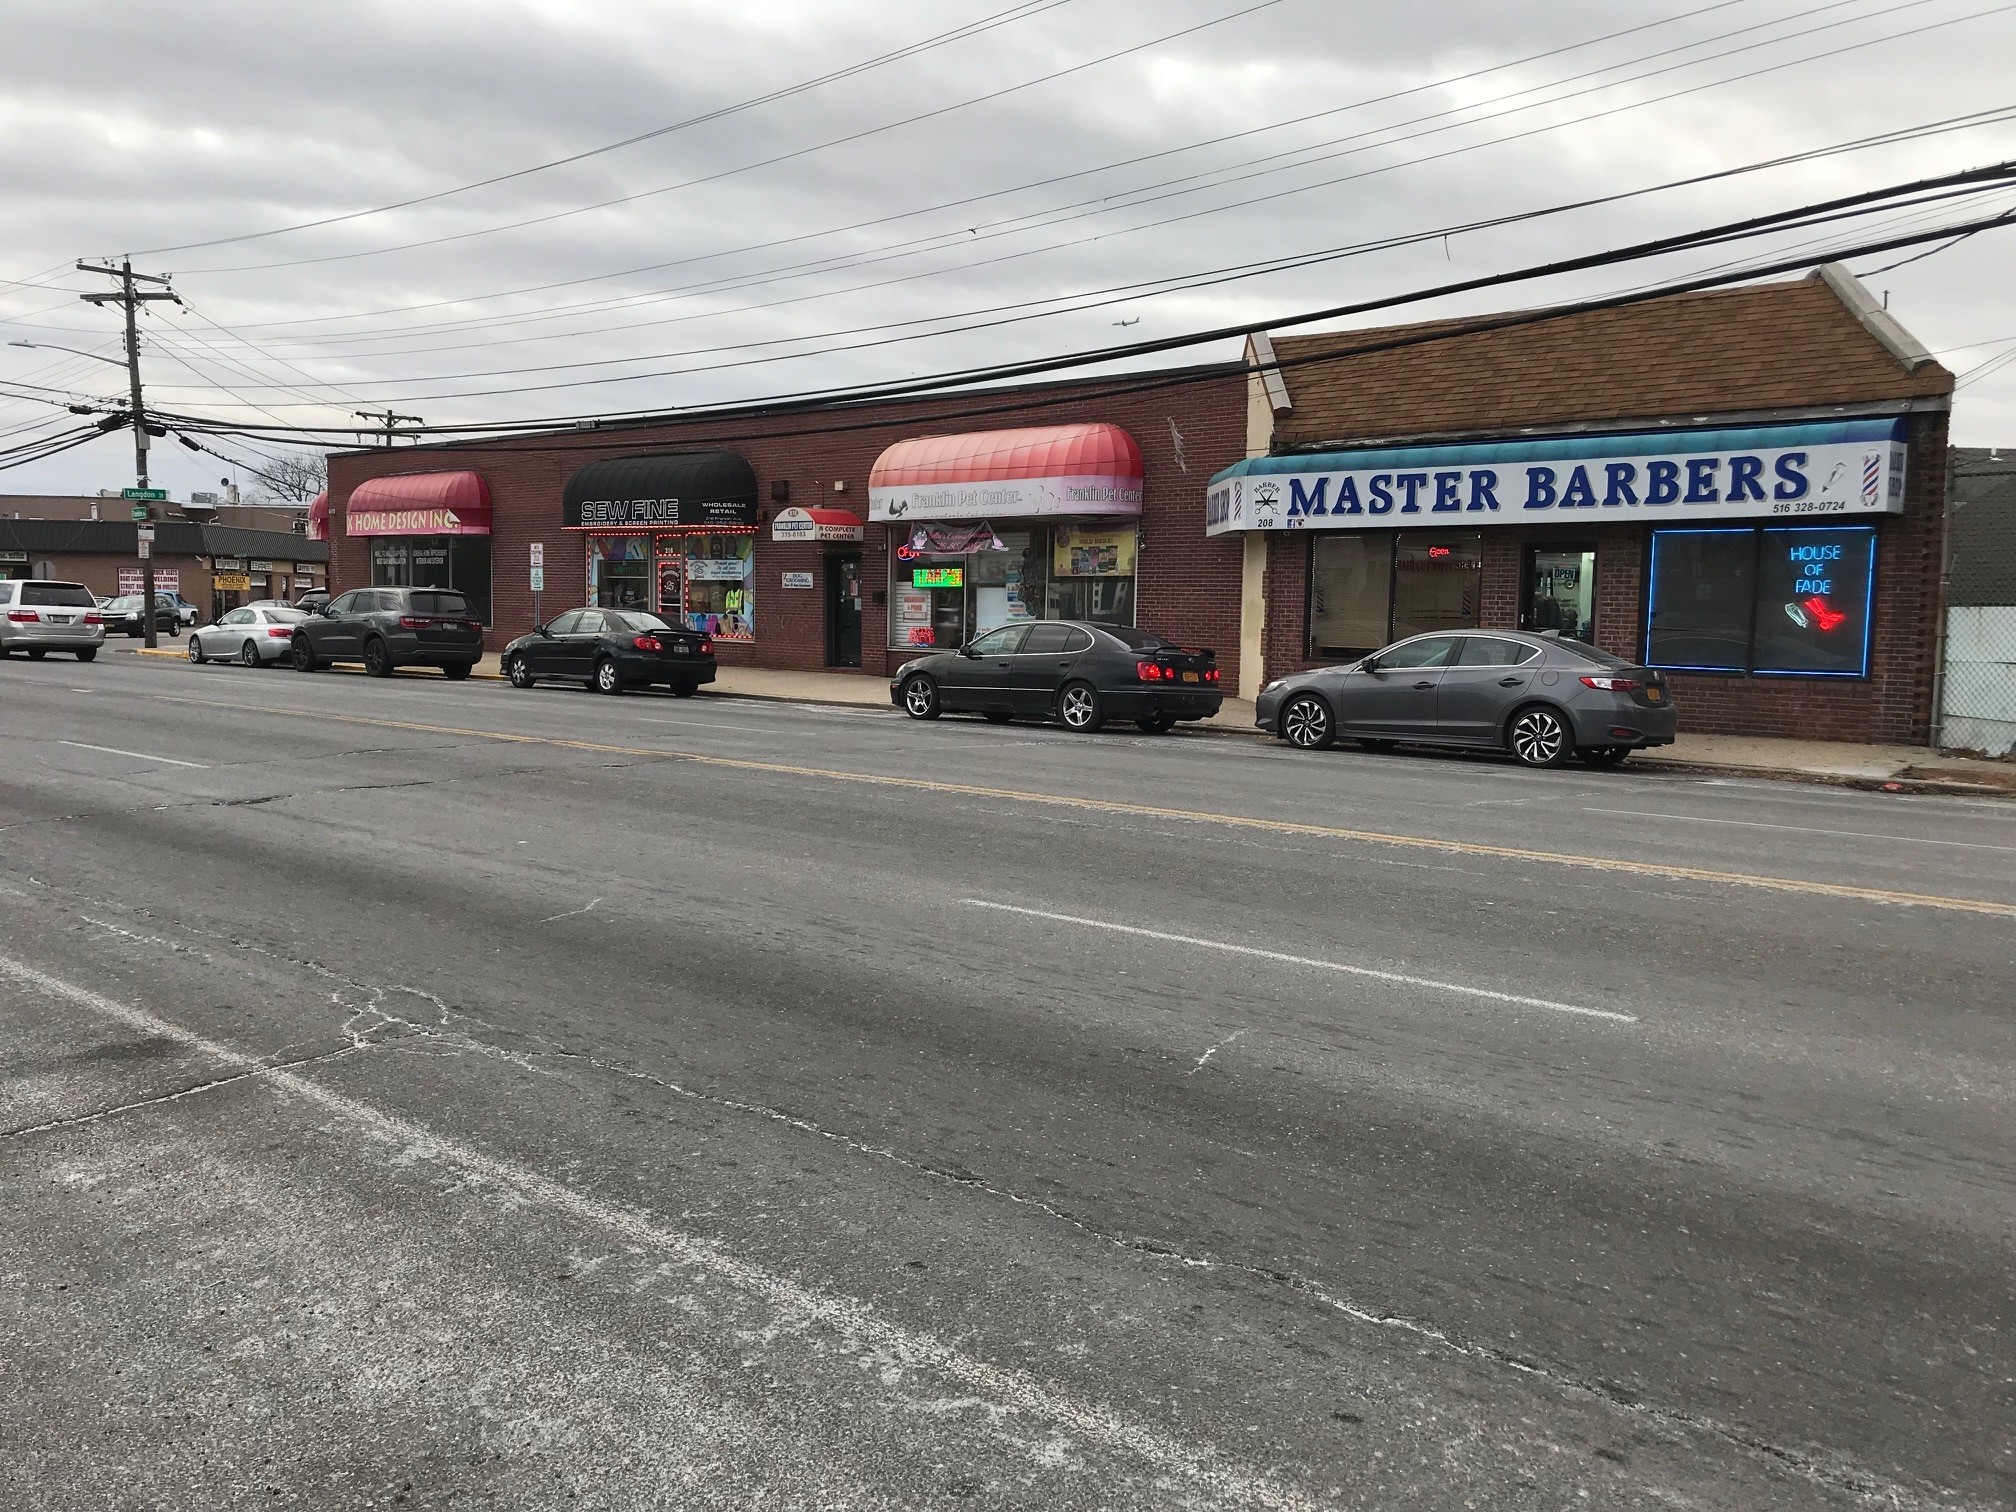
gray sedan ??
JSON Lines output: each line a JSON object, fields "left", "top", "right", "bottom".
{"left": 1255, "top": 630, "right": 1677, "bottom": 768}
{"left": 188, "top": 605, "right": 308, "bottom": 667}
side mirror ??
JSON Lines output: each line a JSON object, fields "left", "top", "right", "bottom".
{"left": 536, "top": 623, "right": 553, "bottom": 637}
{"left": 958, "top": 643, "right": 978, "bottom": 658}
{"left": 1356, "top": 656, "right": 1379, "bottom": 673}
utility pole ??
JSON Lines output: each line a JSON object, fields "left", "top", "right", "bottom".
{"left": 354, "top": 408, "right": 424, "bottom": 447}
{"left": 77, "top": 258, "right": 181, "bottom": 649}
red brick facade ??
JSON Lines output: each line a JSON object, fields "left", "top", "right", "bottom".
{"left": 328, "top": 368, "right": 1249, "bottom": 686}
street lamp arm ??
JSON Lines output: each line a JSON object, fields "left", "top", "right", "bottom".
{"left": 7, "top": 340, "right": 130, "bottom": 369}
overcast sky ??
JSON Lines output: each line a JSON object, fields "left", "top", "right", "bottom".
{"left": 3, "top": 0, "right": 2014, "bottom": 499}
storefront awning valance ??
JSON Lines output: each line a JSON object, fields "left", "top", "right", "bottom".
{"left": 346, "top": 471, "right": 492, "bottom": 537}
{"left": 868, "top": 423, "right": 1143, "bottom": 523}
{"left": 563, "top": 451, "right": 757, "bottom": 531}
{"left": 306, "top": 491, "right": 329, "bottom": 542}
{"left": 771, "top": 506, "right": 864, "bottom": 542}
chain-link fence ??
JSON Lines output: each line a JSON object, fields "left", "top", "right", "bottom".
{"left": 1939, "top": 450, "right": 2016, "bottom": 758}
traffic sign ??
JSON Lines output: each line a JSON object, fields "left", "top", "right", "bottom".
{"left": 137, "top": 539, "right": 151, "bottom": 560}
{"left": 529, "top": 542, "right": 544, "bottom": 567}
{"left": 130, "top": 505, "right": 152, "bottom": 521}
{"left": 529, "top": 565, "right": 545, "bottom": 592}
{"left": 136, "top": 524, "right": 155, "bottom": 542}
{"left": 121, "top": 487, "right": 167, "bottom": 501}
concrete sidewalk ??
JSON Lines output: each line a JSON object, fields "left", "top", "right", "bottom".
{"left": 123, "top": 643, "right": 2013, "bottom": 794}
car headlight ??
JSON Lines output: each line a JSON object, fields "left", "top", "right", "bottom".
{"left": 1262, "top": 680, "right": 1283, "bottom": 695}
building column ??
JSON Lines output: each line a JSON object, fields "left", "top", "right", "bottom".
{"left": 1239, "top": 531, "right": 1267, "bottom": 700}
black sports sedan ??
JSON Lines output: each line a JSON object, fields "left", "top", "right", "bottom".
{"left": 892, "top": 620, "right": 1221, "bottom": 732}
{"left": 502, "top": 607, "right": 716, "bottom": 696}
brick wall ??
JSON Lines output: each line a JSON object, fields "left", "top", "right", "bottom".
{"left": 1252, "top": 409, "right": 1948, "bottom": 744}
{"left": 329, "top": 370, "right": 1250, "bottom": 685}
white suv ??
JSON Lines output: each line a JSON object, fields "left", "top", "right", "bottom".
{"left": 0, "top": 579, "right": 107, "bottom": 661}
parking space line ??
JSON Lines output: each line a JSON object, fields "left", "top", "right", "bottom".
{"left": 57, "top": 741, "right": 209, "bottom": 769}
{"left": 961, "top": 900, "right": 1634, "bottom": 1022}
{"left": 148, "top": 695, "right": 2016, "bottom": 919}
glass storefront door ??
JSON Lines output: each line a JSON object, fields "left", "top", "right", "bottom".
{"left": 1524, "top": 545, "right": 1596, "bottom": 640}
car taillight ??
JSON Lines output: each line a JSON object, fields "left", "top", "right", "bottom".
{"left": 697, "top": 638, "right": 714, "bottom": 655}
{"left": 266, "top": 627, "right": 293, "bottom": 638}
{"left": 83, "top": 612, "right": 104, "bottom": 625}
{"left": 399, "top": 616, "right": 432, "bottom": 629}
{"left": 633, "top": 634, "right": 662, "bottom": 652}
{"left": 1579, "top": 675, "right": 1640, "bottom": 691}
{"left": 1204, "top": 667, "right": 1220, "bottom": 683}
{"left": 1136, "top": 660, "right": 1166, "bottom": 681}
{"left": 6, "top": 611, "right": 35, "bottom": 623}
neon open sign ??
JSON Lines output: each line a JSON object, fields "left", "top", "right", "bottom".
{"left": 912, "top": 566, "right": 964, "bottom": 588}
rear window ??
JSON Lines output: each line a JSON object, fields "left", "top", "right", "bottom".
{"left": 408, "top": 592, "right": 470, "bottom": 616}
{"left": 262, "top": 608, "right": 309, "bottom": 624}
{"left": 609, "top": 611, "right": 674, "bottom": 633}
{"left": 1099, "top": 625, "right": 1169, "bottom": 651}
{"left": 22, "top": 582, "right": 96, "bottom": 607}
{"left": 1554, "top": 637, "right": 1631, "bottom": 668}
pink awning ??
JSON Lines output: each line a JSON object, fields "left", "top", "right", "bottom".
{"left": 345, "top": 470, "right": 491, "bottom": 537}
{"left": 868, "top": 423, "right": 1143, "bottom": 522}
{"left": 306, "top": 491, "right": 329, "bottom": 542}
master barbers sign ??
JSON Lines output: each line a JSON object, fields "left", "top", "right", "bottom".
{"left": 1204, "top": 418, "right": 1908, "bottom": 535}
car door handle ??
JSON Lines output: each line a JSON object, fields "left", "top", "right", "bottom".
{"left": 1498, "top": 676, "right": 1525, "bottom": 686}
{"left": 1412, "top": 680, "right": 1434, "bottom": 690}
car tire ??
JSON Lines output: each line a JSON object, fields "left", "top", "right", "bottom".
{"left": 167, "top": 623, "right": 179, "bottom": 638}
{"left": 1357, "top": 738, "right": 1397, "bottom": 753}
{"left": 27, "top": 648, "right": 47, "bottom": 659}
{"left": 1508, "top": 705, "right": 1573, "bottom": 768}
{"left": 75, "top": 647, "right": 96, "bottom": 662}
{"left": 291, "top": 635, "right": 320, "bottom": 673}
{"left": 188, "top": 638, "right": 205, "bottom": 664}
{"left": 441, "top": 661, "right": 472, "bottom": 681}
{"left": 1279, "top": 693, "right": 1335, "bottom": 750}
{"left": 900, "top": 674, "right": 940, "bottom": 720}
{"left": 670, "top": 683, "right": 698, "bottom": 698}
{"left": 506, "top": 653, "right": 535, "bottom": 689}
{"left": 1577, "top": 745, "right": 1631, "bottom": 768}
{"left": 1135, "top": 713, "right": 1175, "bottom": 734}
{"left": 363, "top": 637, "right": 394, "bottom": 678}
{"left": 983, "top": 710, "right": 1015, "bottom": 724}
{"left": 238, "top": 640, "right": 259, "bottom": 667}
{"left": 593, "top": 656, "right": 624, "bottom": 695}
{"left": 1057, "top": 681, "right": 1105, "bottom": 733}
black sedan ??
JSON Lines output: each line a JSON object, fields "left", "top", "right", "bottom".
{"left": 102, "top": 593, "right": 181, "bottom": 638}
{"left": 502, "top": 608, "right": 717, "bottom": 696}
{"left": 892, "top": 621, "right": 1221, "bottom": 732}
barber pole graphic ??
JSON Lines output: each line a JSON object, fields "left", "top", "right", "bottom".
{"left": 1862, "top": 451, "right": 1882, "bottom": 506}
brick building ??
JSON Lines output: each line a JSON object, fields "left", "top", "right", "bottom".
{"left": 324, "top": 365, "right": 1250, "bottom": 685}
{"left": 1209, "top": 264, "right": 1954, "bottom": 742}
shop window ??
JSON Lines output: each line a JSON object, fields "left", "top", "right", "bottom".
{"left": 369, "top": 536, "right": 492, "bottom": 624}
{"left": 676, "top": 533, "right": 755, "bottom": 641}
{"left": 886, "top": 524, "right": 1129, "bottom": 650}
{"left": 1306, "top": 533, "right": 1482, "bottom": 658}
{"left": 1644, "top": 526, "right": 1875, "bottom": 677}
{"left": 588, "top": 536, "right": 651, "bottom": 612}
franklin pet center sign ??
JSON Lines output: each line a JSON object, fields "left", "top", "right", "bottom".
{"left": 1206, "top": 419, "right": 1907, "bottom": 534}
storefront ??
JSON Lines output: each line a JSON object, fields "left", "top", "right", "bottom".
{"left": 349, "top": 470, "right": 493, "bottom": 623}
{"left": 868, "top": 423, "right": 1145, "bottom": 650}
{"left": 563, "top": 451, "right": 759, "bottom": 642}
{"left": 1219, "top": 265, "right": 1954, "bottom": 741}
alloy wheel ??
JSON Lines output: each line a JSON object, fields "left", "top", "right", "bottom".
{"left": 238, "top": 640, "right": 258, "bottom": 667}
{"left": 187, "top": 638, "right": 203, "bottom": 663}
{"left": 507, "top": 655, "right": 534, "bottom": 689}
{"left": 1059, "top": 684, "right": 1100, "bottom": 731}
{"left": 1282, "top": 695, "right": 1332, "bottom": 749}
{"left": 595, "top": 658, "right": 621, "bottom": 694}
{"left": 902, "top": 676, "right": 938, "bottom": 719}
{"left": 1510, "top": 707, "right": 1569, "bottom": 767}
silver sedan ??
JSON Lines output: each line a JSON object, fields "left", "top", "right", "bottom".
{"left": 187, "top": 605, "right": 308, "bottom": 666}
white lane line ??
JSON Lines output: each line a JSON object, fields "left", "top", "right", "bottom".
{"left": 534, "top": 897, "right": 602, "bottom": 925}
{"left": 636, "top": 717, "right": 793, "bottom": 734}
{"left": 56, "top": 741, "right": 209, "bottom": 769}
{"left": 0, "top": 954, "right": 1322, "bottom": 1512}
{"left": 962, "top": 900, "right": 1634, "bottom": 1023}
{"left": 1585, "top": 807, "right": 2016, "bottom": 852}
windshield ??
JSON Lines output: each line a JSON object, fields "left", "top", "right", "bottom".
{"left": 409, "top": 591, "right": 471, "bottom": 616}
{"left": 21, "top": 583, "right": 97, "bottom": 607}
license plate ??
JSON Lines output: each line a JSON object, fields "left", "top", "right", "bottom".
{"left": 1181, "top": 670, "right": 1200, "bottom": 683}
{"left": 50, "top": 615, "right": 74, "bottom": 625}
{"left": 1646, "top": 687, "right": 1663, "bottom": 702}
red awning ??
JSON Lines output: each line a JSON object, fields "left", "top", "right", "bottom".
{"left": 306, "top": 491, "right": 329, "bottom": 542}
{"left": 868, "top": 423, "right": 1143, "bottom": 522}
{"left": 344, "top": 470, "right": 492, "bottom": 537}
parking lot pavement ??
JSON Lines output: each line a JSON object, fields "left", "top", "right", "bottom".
{"left": 4, "top": 652, "right": 2013, "bottom": 1509}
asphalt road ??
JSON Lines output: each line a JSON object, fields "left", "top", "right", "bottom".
{"left": 1, "top": 650, "right": 2010, "bottom": 1511}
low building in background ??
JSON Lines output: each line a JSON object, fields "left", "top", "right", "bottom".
{"left": 0, "top": 516, "right": 328, "bottom": 617}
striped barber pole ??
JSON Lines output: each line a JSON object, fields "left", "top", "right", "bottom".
{"left": 1862, "top": 451, "right": 1883, "bottom": 506}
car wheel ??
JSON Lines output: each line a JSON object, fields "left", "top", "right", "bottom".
{"left": 506, "top": 653, "right": 535, "bottom": 689}
{"left": 291, "top": 635, "right": 320, "bottom": 673}
{"left": 1357, "top": 738, "right": 1397, "bottom": 753}
{"left": 901, "top": 674, "right": 940, "bottom": 720}
{"left": 1279, "top": 693, "right": 1335, "bottom": 750}
{"left": 167, "top": 623, "right": 179, "bottom": 638}
{"left": 27, "top": 648, "right": 47, "bottom": 659}
{"left": 1577, "top": 745, "right": 1631, "bottom": 768}
{"left": 1057, "top": 681, "right": 1105, "bottom": 733}
{"left": 187, "top": 638, "right": 205, "bottom": 664}
{"left": 238, "top": 640, "right": 259, "bottom": 667}
{"left": 441, "top": 661, "right": 471, "bottom": 681}
{"left": 363, "top": 637, "right": 394, "bottom": 678}
{"left": 983, "top": 710, "right": 1014, "bottom": 724}
{"left": 594, "top": 656, "right": 624, "bottom": 695}
{"left": 1508, "top": 705, "right": 1572, "bottom": 768}
{"left": 75, "top": 647, "right": 96, "bottom": 662}
{"left": 1135, "top": 713, "right": 1175, "bottom": 734}
{"left": 670, "top": 682, "right": 698, "bottom": 698}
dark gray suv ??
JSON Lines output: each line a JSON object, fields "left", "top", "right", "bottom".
{"left": 1255, "top": 630, "right": 1676, "bottom": 768}
{"left": 290, "top": 586, "right": 484, "bottom": 679}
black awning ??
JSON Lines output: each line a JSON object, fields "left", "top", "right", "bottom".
{"left": 563, "top": 451, "right": 758, "bottom": 530}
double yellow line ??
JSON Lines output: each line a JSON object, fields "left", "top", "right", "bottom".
{"left": 165, "top": 696, "right": 2016, "bottom": 919}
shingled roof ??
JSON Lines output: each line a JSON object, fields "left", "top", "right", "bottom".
{"left": 1261, "top": 266, "right": 1952, "bottom": 450}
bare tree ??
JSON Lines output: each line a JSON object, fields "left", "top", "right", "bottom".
{"left": 247, "top": 451, "right": 329, "bottom": 503}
